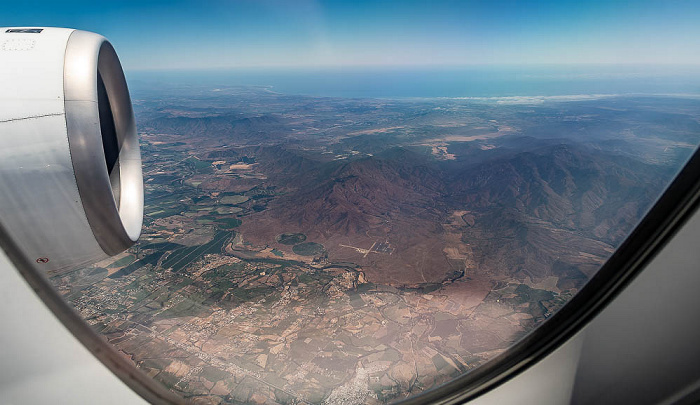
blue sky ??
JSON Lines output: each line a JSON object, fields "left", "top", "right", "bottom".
{"left": 2, "top": 0, "right": 700, "bottom": 70}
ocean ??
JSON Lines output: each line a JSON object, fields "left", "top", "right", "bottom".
{"left": 128, "top": 65, "right": 700, "bottom": 99}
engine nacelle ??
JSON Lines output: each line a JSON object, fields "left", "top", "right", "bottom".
{"left": 0, "top": 28, "right": 143, "bottom": 273}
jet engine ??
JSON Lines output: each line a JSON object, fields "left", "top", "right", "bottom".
{"left": 0, "top": 28, "right": 143, "bottom": 273}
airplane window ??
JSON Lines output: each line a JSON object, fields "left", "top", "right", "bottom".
{"left": 3, "top": 1, "right": 700, "bottom": 404}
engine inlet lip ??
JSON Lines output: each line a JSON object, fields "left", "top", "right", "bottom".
{"left": 63, "top": 30, "right": 143, "bottom": 255}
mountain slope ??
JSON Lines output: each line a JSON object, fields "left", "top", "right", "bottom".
{"left": 239, "top": 142, "right": 668, "bottom": 286}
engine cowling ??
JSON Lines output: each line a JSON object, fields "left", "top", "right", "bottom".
{"left": 0, "top": 27, "right": 143, "bottom": 273}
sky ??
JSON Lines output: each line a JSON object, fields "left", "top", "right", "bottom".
{"left": 2, "top": 0, "right": 700, "bottom": 71}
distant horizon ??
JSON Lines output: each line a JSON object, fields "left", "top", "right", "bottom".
{"left": 125, "top": 62, "right": 700, "bottom": 73}
{"left": 126, "top": 64, "right": 700, "bottom": 100}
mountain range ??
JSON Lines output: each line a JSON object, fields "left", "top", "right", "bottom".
{"left": 238, "top": 140, "right": 668, "bottom": 287}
